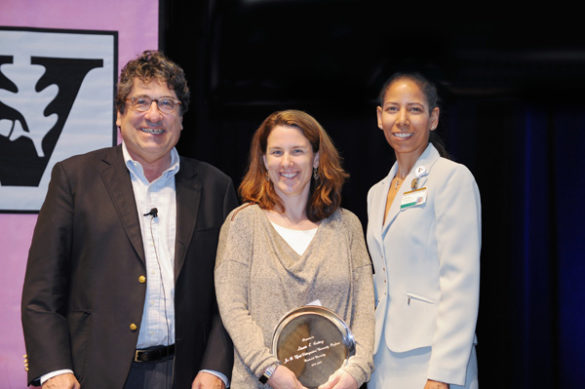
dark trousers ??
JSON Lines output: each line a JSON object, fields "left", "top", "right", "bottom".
{"left": 123, "top": 355, "right": 174, "bottom": 389}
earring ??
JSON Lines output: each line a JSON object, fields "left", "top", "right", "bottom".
{"left": 313, "top": 167, "right": 319, "bottom": 181}
{"left": 265, "top": 171, "right": 270, "bottom": 182}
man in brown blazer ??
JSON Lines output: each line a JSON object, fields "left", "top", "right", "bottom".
{"left": 21, "top": 50, "right": 237, "bottom": 388}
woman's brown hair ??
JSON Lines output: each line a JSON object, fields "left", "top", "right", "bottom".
{"left": 239, "top": 110, "right": 348, "bottom": 222}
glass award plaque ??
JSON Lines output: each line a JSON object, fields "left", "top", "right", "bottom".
{"left": 271, "top": 305, "right": 355, "bottom": 389}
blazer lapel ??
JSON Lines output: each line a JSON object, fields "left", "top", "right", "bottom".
{"left": 382, "top": 143, "right": 441, "bottom": 234}
{"left": 371, "top": 179, "right": 389, "bottom": 237}
{"left": 98, "top": 145, "right": 145, "bottom": 262}
{"left": 381, "top": 163, "right": 400, "bottom": 235}
{"left": 410, "top": 143, "right": 440, "bottom": 191}
{"left": 368, "top": 169, "right": 391, "bottom": 262}
{"left": 174, "top": 158, "right": 201, "bottom": 282}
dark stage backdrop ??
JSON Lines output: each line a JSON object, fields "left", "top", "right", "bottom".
{"left": 160, "top": 1, "right": 585, "bottom": 387}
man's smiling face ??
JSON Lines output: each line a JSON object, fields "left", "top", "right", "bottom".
{"left": 116, "top": 77, "right": 183, "bottom": 168}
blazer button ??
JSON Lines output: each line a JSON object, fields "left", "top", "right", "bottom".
{"left": 138, "top": 275, "right": 146, "bottom": 284}
{"left": 129, "top": 323, "right": 138, "bottom": 331}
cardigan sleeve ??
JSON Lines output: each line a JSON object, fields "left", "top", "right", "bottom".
{"left": 214, "top": 207, "right": 280, "bottom": 379}
{"left": 427, "top": 164, "right": 481, "bottom": 385}
{"left": 339, "top": 210, "right": 375, "bottom": 386}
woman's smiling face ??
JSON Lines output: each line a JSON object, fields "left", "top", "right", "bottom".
{"left": 376, "top": 77, "right": 439, "bottom": 158}
{"left": 263, "top": 124, "right": 319, "bottom": 203}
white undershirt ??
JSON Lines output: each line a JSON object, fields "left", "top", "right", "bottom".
{"left": 270, "top": 222, "right": 318, "bottom": 255}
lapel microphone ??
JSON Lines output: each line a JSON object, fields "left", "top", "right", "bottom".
{"left": 143, "top": 208, "right": 158, "bottom": 218}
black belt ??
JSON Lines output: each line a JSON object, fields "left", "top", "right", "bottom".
{"left": 134, "top": 344, "right": 175, "bottom": 363}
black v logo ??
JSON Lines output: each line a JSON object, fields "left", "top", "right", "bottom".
{"left": 0, "top": 56, "right": 103, "bottom": 186}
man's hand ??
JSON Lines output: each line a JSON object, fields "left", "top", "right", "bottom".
{"left": 42, "top": 373, "right": 80, "bottom": 389}
{"left": 424, "top": 379, "right": 449, "bottom": 389}
{"left": 318, "top": 369, "right": 358, "bottom": 389}
{"left": 191, "top": 371, "right": 226, "bottom": 389}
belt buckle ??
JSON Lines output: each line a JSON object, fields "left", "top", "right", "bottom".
{"left": 133, "top": 345, "right": 174, "bottom": 363}
{"left": 134, "top": 349, "right": 142, "bottom": 363}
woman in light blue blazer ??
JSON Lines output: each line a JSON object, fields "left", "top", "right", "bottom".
{"left": 366, "top": 72, "right": 480, "bottom": 389}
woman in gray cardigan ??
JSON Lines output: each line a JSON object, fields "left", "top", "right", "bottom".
{"left": 215, "top": 110, "right": 374, "bottom": 389}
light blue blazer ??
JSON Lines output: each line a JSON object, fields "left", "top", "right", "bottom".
{"left": 366, "top": 144, "right": 481, "bottom": 385}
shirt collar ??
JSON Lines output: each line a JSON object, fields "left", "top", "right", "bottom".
{"left": 122, "top": 142, "right": 180, "bottom": 183}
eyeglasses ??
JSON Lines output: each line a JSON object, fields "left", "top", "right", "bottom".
{"left": 126, "top": 95, "right": 181, "bottom": 114}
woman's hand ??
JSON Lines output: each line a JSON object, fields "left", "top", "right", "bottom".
{"left": 423, "top": 379, "right": 449, "bottom": 389}
{"left": 318, "top": 369, "right": 358, "bottom": 389}
{"left": 268, "top": 365, "right": 308, "bottom": 389}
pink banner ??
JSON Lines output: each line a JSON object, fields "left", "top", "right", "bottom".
{"left": 0, "top": 1, "right": 158, "bottom": 386}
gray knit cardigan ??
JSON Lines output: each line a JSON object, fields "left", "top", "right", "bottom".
{"left": 215, "top": 204, "right": 375, "bottom": 388}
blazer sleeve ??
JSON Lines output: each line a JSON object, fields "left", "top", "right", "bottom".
{"left": 427, "top": 164, "right": 481, "bottom": 385}
{"left": 21, "top": 162, "right": 75, "bottom": 386}
{"left": 199, "top": 178, "right": 239, "bottom": 377}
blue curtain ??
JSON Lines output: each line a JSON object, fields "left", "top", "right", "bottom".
{"left": 553, "top": 108, "right": 585, "bottom": 386}
{"left": 446, "top": 99, "right": 585, "bottom": 387}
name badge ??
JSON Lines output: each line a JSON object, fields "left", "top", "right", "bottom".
{"left": 401, "top": 187, "right": 427, "bottom": 210}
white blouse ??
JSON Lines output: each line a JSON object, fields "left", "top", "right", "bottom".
{"left": 270, "top": 221, "right": 317, "bottom": 255}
